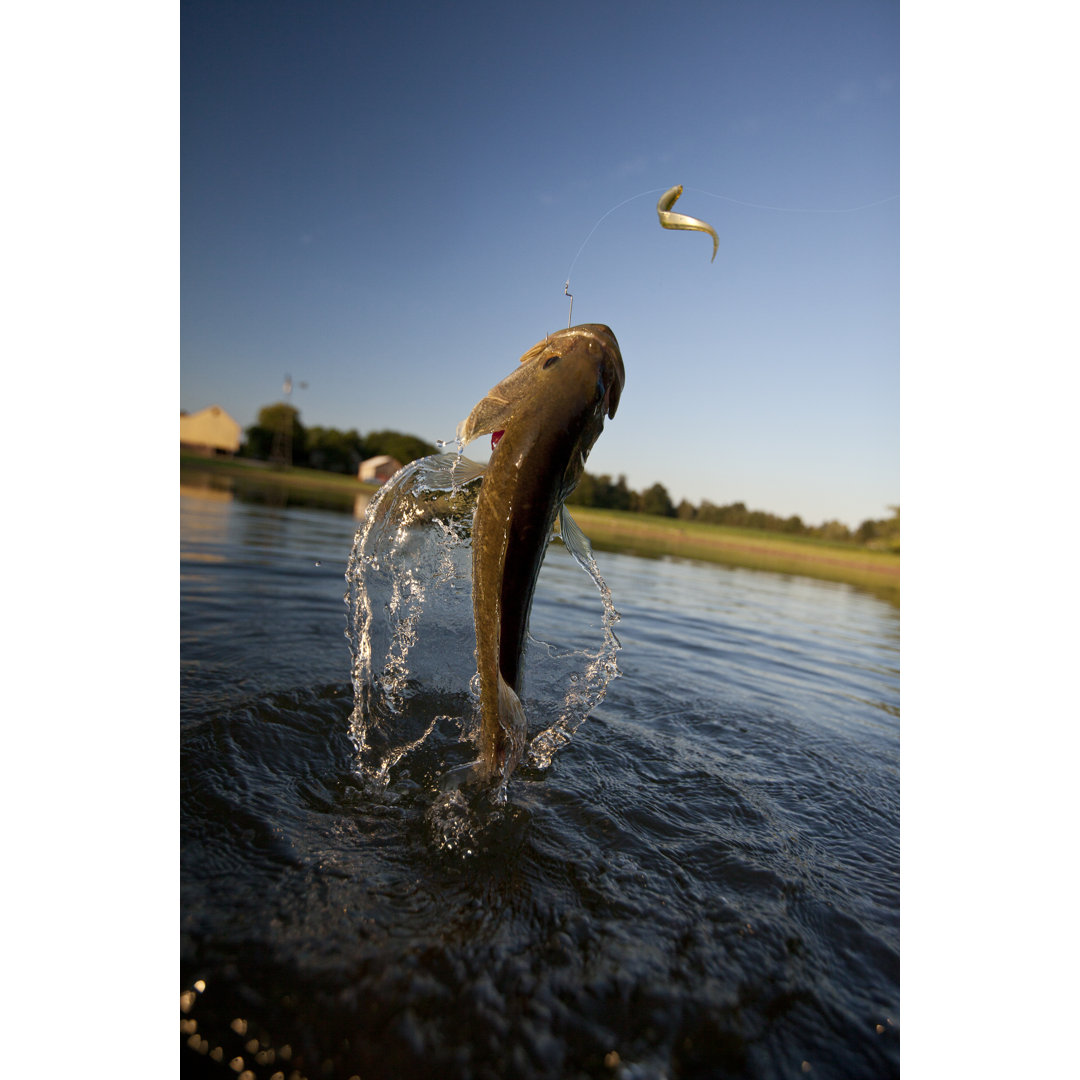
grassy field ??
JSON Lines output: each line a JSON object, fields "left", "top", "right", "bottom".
{"left": 567, "top": 506, "right": 899, "bottom": 604}
{"left": 182, "top": 452, "right": 380, "bottom": 493}
{"left": 181, "top": 454, "right": 899, "bottom": 603}
{"left": 181, "top": 453, "right": 380, "bottom": 514}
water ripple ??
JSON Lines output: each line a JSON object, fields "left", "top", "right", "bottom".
{"left": 181, "top": 495, "right": 899, "bottom": 1079}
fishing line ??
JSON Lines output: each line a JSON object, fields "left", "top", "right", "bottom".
{"left": 688, "top": 186, "right": 899, "bottom": 215}
{"left": 563, "top": 188, "right": 666, "bottom": 292}
{"left": 561, "top": 184, "right": 898, "bottom": 305}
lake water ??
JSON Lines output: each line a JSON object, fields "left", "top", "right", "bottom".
{"left": 180, "top": 481, "right": 900, "bottom": 1079}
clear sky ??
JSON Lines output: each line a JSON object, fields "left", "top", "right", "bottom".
{"left": 182, "top": 0, "right": 898, "bottom": 528}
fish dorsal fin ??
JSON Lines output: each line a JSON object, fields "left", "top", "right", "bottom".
{"left": 456, "top": 336, "right": 552, "bottom": 445}
{"left": 517, "top": 339, "right": 548, "bottom": 366}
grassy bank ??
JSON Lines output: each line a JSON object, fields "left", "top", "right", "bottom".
{"left": 569, "top": 506, "right": 899, "bottom": 603}
{"left": 181, "top": 454, "right": 899, "bottom": 603}
{"left": 181, "top": 452, "right": 379, "bottom": 494}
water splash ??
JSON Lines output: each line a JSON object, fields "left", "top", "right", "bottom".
{"left": 345, "top": 453, "right": 621, "bottom": 795}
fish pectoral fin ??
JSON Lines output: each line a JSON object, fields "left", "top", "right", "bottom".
{"left": 496, "top": 673, "right": 528, "bottom": 773}
{"left": 457, "top": 393, "right": 517, "bottom": 447}
{"left": 457, "top": 333, "right": 566, "bottom": 446}
{"left": 422, "top": 453, "right": 487, "bottom": 489}
{"left": 457, "top": 351, "right": 550, "bottom": 445}
{"left": 558, "top": 506, "right": 594, "bottom": 569}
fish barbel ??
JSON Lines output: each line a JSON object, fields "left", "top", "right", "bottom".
{"left": 452, "top": 324, "right": 625, "bottom": 787}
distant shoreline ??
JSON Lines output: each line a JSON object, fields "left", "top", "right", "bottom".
{"left": 568, "top": 506, "right": 899, "bottom": 604}
{"left": 181, "top": 454, "right": 899, "bottom": 604}
{"left": 181, "top": 452, "right": 381, "bottom": 494}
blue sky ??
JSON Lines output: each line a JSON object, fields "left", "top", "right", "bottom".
{"left": 182, "top": 0, "right": 898, "bottom": 528}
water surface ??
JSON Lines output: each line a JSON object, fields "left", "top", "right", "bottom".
{"left": 181, "top": 487, "right": 899, "bottom": 1079}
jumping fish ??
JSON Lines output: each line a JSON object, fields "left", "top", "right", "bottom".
{"left": 447, "top": 324, "right": 625, "bottom": 788}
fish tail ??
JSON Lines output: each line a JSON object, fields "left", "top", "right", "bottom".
{"left": 439, "top": 759, "right": 484, "bottom": 791}
{"left": 496, "top": 672, "right": 528, "bottom": 777}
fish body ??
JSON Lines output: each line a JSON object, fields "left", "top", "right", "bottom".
{"left": 457, "top": 324, "right": 624, "bottom": 784}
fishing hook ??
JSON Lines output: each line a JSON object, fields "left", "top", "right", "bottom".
{"left": 564, "top": 280, "right": 574, "bottom": 329}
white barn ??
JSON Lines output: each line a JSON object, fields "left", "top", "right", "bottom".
{"left": 180, "top": 405, "right": 242, "bottom": 456}
{"left": 358, "top": 455, "right": 402, "bottom": 484}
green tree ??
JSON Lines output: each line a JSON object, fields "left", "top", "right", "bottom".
{"left": 855, "top": 518, "right": 879, "bottom": 544}
{"left": 363, "top": 430, "right": 437, "bottom": 465}
{"left": 814, "top": 520, "right": 853, "bottom": 543}
{"left": 637, "top": 482, "right": 676, "bottom": 517}
{"left": 567, "top": 472, "right": 602, "bottom": 506}
{"left": 860, "top": 506, "right": 899, "bottom": 552}
{"left": 566, "top": 472, "right": 634, "bottom": 511}
{"left": 611, "top": 475, "right": 634, "bottom": 512}
{"left": 243, "top": 403, "right": 307, "bottom": 464}
{"left": 307, "top": 426, "right": 366, "bottom": 474}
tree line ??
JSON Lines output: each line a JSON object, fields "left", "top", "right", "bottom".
{"left": 242, "top": 404, "right": 436, "bottom": 475}
{"left": 243, "top": 403, "right": 898, "bottom": 550}
{"left": 566, "top": 472, "right": 899, "bottom": 551}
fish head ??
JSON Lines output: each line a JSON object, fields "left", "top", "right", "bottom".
{"left": 520, "top": 322, "right": 623, "bottom": 422}
{"left": 458, "top": 324, "right": 624, "bottom": 452}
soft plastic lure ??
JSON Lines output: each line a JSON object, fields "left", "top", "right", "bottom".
{"left": 656, "top": 185, "right": 718, "bottom": 262}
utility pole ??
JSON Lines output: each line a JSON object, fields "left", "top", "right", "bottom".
{"left": 269, "top": 374, "right": 307, "bottom": 468}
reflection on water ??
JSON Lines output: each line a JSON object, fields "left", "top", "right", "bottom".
{"left": 181, "top": 464, "right": 373, "bottom": 518}
{"left": 179, "top": 478, "right": 234, "bottom": 503}
{"left": 181, "top": 488, "right": 900, "bottom": 1079}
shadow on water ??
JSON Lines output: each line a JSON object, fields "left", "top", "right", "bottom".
{"left": 181, "top": 486, "right": 899, "bottom": 1080}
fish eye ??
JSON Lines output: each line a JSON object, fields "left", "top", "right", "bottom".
{"left": 542, "top": 353, "right": 561, "bottom": 369}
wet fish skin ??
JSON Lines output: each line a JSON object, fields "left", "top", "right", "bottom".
{"left": 460, "top": 324, "right": 625, "bottom": 784}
